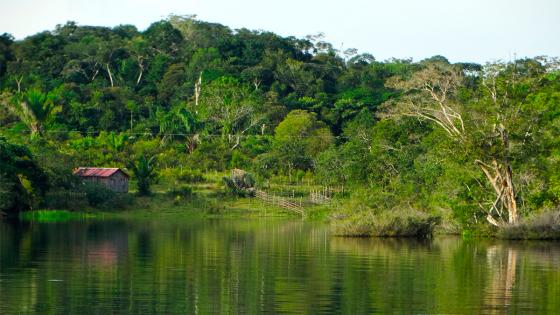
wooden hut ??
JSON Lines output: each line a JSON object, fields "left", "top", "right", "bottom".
{"left": 73, "top": 167, "right": 129, "bottom": 193}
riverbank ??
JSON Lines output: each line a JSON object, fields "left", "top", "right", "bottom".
{"left": 20, "top": 201, "right": 560, "bottom": 240}
{"left": 16, "top": 171, "right": 560, "bottom": 240}
{"left": 22, "top": 172, "right": 333, "bottom": 222}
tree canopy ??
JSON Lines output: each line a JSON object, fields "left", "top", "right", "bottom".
{"left": 1, "top": 17, "right": 559, "bottom": 231}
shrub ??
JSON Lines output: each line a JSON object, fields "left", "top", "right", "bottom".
{"left": 499, "top": 211, "right": 560, "bottom": 240}
{"left": 109, "top": 193, "right": 134, "bottom": 210}
{"left": 83, "top": 183, "right": 116, "bottom": 207}
{"left": 167, "top": 185, "right": 194, "bottom": 198}
{"left": 176, "top": 169, "right": 206, "bottom": 183}
{"left": 185, "top": 139, "right": 231, "bottom": 171}
{"left": 252, "top": 153, "right": 282, "bottom": 179}
{"left": 44, "top": 190, "right": 89, "bottom": 211}
{"left": 80, "top": 183, "right": 133, "bottom": 210}
{"left": 229, "top": 150, "right": 250, "bottom": 169}
{"left": 331, "top": 209, "right": 441, "bottom": 238}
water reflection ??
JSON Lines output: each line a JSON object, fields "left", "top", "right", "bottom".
{"left": 1, "top": 219, "right": 559, "bottom": 314}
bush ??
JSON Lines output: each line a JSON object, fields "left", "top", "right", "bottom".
{"left": 167, "top": 185, "right": 194, "bottom": 198}
{"left": 185, "top": 139, "right": 231, "bottom": 171}
{"left": 499, "top": 211, "right": 560, "bottom": 240}
{"left": 83, "top": 183, "right": 116, "bottom": 207}
{"left": 253, "top": 153, "right": 279, "bottom": 178}
{"left": 229, "top": 150, "right": 250, "bottom": 169}
{"left": 44, "top": 190, "right": 89, "bottom": 211}
{"left": 176, "top": 169, "right": 206, "bottom": 183}
{"left": 110, "top": 193, "right": 134, "bottom": 210}
{"left": 331, "top": 209, "right": 441, "bottom": 238}
{"left": 80, "top": 183, "right": 134, "bottom": 210}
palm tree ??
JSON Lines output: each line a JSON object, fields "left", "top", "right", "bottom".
{"left": 176, "top": 107, "right": 202, "bottom": 153}
{"left": 107, "top": 132, "right": 129, "bottom": 151}
{"left": 157, "top": 106, "right": 202, "bottom": 153}
{"left": 7, "top": 89, "right": 61, "bottom": 138}
{"left": 127, "top": 155, "right": 158, "bottom": 196}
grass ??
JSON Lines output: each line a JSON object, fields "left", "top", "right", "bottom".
{"left": 19, "top": 168, "right": 353, "bottom": 224}
{"left": 498, "top": 211, "right": 560, "bottom": 240}
{"left": 22, "top": 177, "right": 560, "bottom": 242}
{"left": 118, "top": 193, "right": 298, "bottom": 219}
{"left": 330, "top": 209, "right": 441, "bottom": 238}
{"left": 22, "top": 170, "right": 428, "bottom": 236}
{"left": 135, "top": 170, "right": 332, "bottom": 220}
{"left": 19, "top": 210, "right": 101, "bottom": 222}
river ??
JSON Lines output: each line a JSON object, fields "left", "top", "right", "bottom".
{"left": 1, "top": 218, "right": 559, "bottom": 314}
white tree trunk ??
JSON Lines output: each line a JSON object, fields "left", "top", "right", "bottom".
{"left": 106, "top": 63, "right": 114, "bottom": 87}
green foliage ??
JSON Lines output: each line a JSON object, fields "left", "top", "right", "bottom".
{"left": 314, "top": 148, "right": 350, "bottom": 186}
{"left": 19, "top": 210, "right": 96, "bottom": 222}
{"left": 166, "top": 185, "right": 194, "bottom": 198}
{"left": 6, "top": 89, "right": 61, "bottom": 137}
{"left": 176, "top": 169, "right": 206, "bottom": 183}
{"left": 272, "top": 110, "right": 333, "bottom": 170}
{"left": 229, "top": 150, "right": 250, "bottom": 169}
{"left": 128, "top": 155, "right": 158, "bottom": 196}
{"left": 79, "top": 182, "right": 133, "bottom": 210}
{"left": 107, "top": 131, "right": 128, "bottom": 151}
{"left": 0, "top": 137, "right": 48, "bottom": 215}
{"left": 44, "top": 189, "right": 89, "bottom": 210}
{"left": 83, "top": 182, "right": 116, "bottom": 207}
{"left": 331, "top": 209, "right": 441, "bottom": 237}
{"left": 0, "top": 17, "right": 559, "bottom": 236}
{"left": 185, "top": 138, "right": 231, "bottom": 171}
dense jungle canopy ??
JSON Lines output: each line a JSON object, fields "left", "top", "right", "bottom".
{"left": 1, "top": 16, "right": 560, "bottom": 232}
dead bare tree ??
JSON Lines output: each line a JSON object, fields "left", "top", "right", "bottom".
{"left": 136, "top": 56, "right": 145, "bottom": 85}
{"left": 384, "top": 63, "right": 465, "bottom": 140}
{"left": 383, "top": 62, "right": 519, "bottom": 226}
{"left": 475, "top": 63, "right": 520, "bottom": 225}
{"left": 106, "top": 63, "right": 114, "bottom": 88}
{"left": 14, "top": 76, "right": 23, "bottom": 93}
{"left": 194, "top": 72, "right": 202, "bottom": 106}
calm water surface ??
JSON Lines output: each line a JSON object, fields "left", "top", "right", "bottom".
{"left": 1, "top": 218, "right": 559, "bottom": 314}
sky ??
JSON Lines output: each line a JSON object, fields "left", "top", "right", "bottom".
{"left": 1, "top": 0, "right": 559, "bottom": 63}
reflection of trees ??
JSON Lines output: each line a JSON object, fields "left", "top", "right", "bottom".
{"left": 330, "top": 236, "right": 435, "bottom": 256}
{"left": 483, "top": 242, "right": 560, "bottom": 314}
{"left": 2, "top": 221, "right": 560, "bottom": 314}
{"left": 484, "top": 245, "right": 518, "bottom": 314}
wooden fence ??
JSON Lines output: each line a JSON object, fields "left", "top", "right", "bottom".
{"left": 254, "top": 185, "right": 348, "bottom": 216}
{"left": 254, "top": 189, "right": 305, "bottom": 217}
{"left": 309, "top": 186, "right": 344, "bottom": 204}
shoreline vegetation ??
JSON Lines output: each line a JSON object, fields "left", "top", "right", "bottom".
{"left": 2, "top": 16, "right": 560, "bottom": 240}
{"left": 18, "top": 171, "right": 560, "bottom": 240}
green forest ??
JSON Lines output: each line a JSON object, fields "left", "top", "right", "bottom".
{"left": 1, "top": 16, "right": 560, "bottom": 238}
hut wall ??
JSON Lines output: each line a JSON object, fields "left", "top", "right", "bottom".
{"left": 105, "top": 172, "right": 128, "bottom": 193}
{"left": 80, "top": 172, "right": 128, "bottom": 193}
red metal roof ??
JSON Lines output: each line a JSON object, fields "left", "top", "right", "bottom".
{"left": 73, "top": 167, "right": 129, "bottom": 178}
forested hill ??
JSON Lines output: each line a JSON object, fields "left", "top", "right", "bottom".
{"left": 0, "top": 16, "right": 401, "bottom": 134}
{"left": 1, "top": 16, "right": 560, "bottom": 233}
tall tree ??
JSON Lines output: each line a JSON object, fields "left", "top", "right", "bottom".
{"left": 0, "top": 137, "right": 48, "bottom": 215}
{"left": 383, "top": 60, "right": 555, "bottom": 226}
